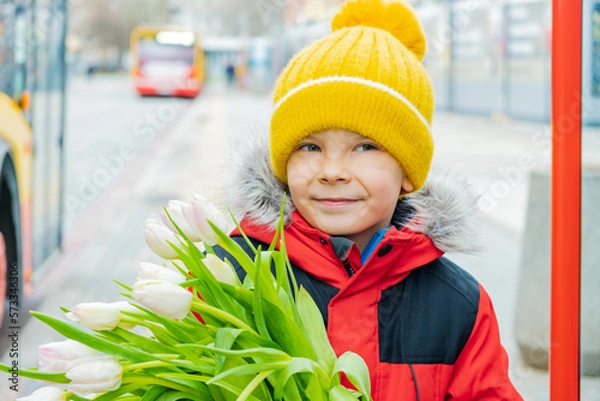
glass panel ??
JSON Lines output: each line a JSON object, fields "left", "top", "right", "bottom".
{"left": 504, "top": 0, "right": 551, "bottom": 121}
{"left": 449, "top": 0, "right": 503, "bottom": 115}
{"left": 420, "top": 1, "right": 451, "bottom": 110}
{"left": 31, "top": 0, "right": 65, "bottom": 269}
{"left": 581, "top": 0, "right": 600, "bottom": 396}
{"left": 0, "top": 2, "right": 16, "bottom": 96}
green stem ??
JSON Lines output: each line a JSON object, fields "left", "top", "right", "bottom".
{"left": 66, "top": 393, "right": 94, "bottom": 401}
{"left": 191, "top": 300, "right": 256, "bottom": 333}
{"left": 124, "top": 360, "right": 177, "bottom": 371}
{"left": 113, "top": 396, "right": 141, "bottom": 401}
{"left": 0, "top": 363, "right": 69, "bottom": 383}
{"left": 121, "top": 375, "right": 200, "bottom": 396}
{"left": 238, "top": 370, "right": 272, "bottom": 401}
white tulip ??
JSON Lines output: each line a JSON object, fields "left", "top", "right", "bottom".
{"left": 66, "top": 301, "right": 138, "bottom": 331}
{"left": 111, "top": 301, "right": 140, "bottom": 330}
{"left": 132, "top": 279, "right": 192, "bottom": 320}
{"left": 66, "top": 356, "right": 123, "bottom": 397}
{"left": 144, "top": 217, "right": 181, "bottom": 259}
{"left": 16, "top": 386, "right": 66, "bottom": 401}
{"left": 137, "top": 262, "right": 186, "bottom": 284}
{"left": 39, "top": 339, "right": 99, "bottom": 373}
{"left": 161, "top": 200, "right": 202, "bottom": 241}
{"left": 203, "top": 254, "right": 237, "bottom": 286}
{"left": 182, "top": 194, "right": 227, "bottom": 246}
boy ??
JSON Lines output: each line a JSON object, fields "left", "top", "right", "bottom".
{"left": 218, "top": 0, "right": 524, "bottom": 399}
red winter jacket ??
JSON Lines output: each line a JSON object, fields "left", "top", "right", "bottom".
{"left": 219, "top": 210, "right": 522, "bottom": 401}
{"left": 220, "top": 137, "right": 523, "bottom": 400}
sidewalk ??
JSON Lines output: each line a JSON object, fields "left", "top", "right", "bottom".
{"left": 432, "top": 111, "right": 600, "bottom": 239}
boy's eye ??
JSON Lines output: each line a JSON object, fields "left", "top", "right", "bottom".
{"left": 356, "top": 143, "right": 379, "bottom": 151}
{"left": 298, "top": 143, "right": 321, "bottom": 152}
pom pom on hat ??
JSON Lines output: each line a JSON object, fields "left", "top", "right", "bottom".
{"left": 270, "top": 0, "right": 435, "bottom": 193}
{"left": 331, "top": 0, "right": 427, "bottom": 61}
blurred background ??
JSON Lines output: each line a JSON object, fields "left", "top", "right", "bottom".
{"left": 0, "top": 0, "right": 599, "bottom": 400}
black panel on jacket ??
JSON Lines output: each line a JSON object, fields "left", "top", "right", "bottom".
{"left": 212, "top": 236, "right": 340, "bottom": 324}
{"left": 378, "top": 257, "right": 480, "bottom": 364}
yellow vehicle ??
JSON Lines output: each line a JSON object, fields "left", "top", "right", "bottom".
{"left": 0, "top": 0, "right": 66, "bottom": 325}
{"left": 130, "top": 26, "right": 204, "bottom": 97}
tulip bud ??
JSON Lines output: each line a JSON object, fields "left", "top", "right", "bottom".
{"left": 39, "top": 339, "right": 99, "bottom": 373}
{"left": 132, "top": 279, "right": 192, "bottom": 320}
{"left": 16, "top": 386, "right": 67, "bottom": 401}
{"left": 144, "top": 217, "right": 181, "bottom": 259}
{"left": 182, "top": 194, "right": 227, "bottom": 246}
{"left": 66, "top": 301, "right": 138, "bottom": 331}
{"left": 161, "top": 200, "right": 202, "bottom": 241}
{"left": 65, "top": 356, "right": 123, "bottom": 397}
{"left": 112, "top": 301, "right": 140, "bottom": 330}
{"left": 203, "top": 254, "right": 237, "bottom": 286}
{"left": 137, "top": 262, "right": 186, "bottom": 285}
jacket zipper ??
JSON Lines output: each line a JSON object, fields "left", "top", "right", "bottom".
{"left": 343, "top": 259, "right": 355, "bottom": 277}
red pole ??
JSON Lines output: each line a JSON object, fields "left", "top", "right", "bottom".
{"left": 550, "top": 0, "right": 582, "bottom": 400}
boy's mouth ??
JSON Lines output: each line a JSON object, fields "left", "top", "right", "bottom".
{"left": 314, "top": 198, "right": 359, "bottom": 208}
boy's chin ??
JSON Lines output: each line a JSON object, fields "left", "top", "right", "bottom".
{"left": 310, "top": 221, "right": 363, "bottom": 238}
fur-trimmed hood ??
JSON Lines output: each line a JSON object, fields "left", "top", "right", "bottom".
{"left": 224, "top": 127, "right": 481, "bottom": 254}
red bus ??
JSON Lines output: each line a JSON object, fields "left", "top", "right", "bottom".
{"left": 130, "top": 26, "right": 204, "bottom": 98}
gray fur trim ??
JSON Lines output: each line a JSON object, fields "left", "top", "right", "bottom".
{"left": 224, "top": 125, "right": 293, "bottom": 230}
{"left": 404, "top": 167, "right": 482, "bottom": 254}
{"left": 225, "top": 129, "right": 481, "bottom": 253}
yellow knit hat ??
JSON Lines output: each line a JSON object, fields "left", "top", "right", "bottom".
{"left": 270, "top": 0, "right": 434, "bottom": 192}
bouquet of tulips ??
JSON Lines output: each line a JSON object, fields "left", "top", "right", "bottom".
{"left": 1, "top": 195, "right": 372, "bottom": 401}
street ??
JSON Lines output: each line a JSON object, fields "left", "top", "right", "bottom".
{"left": 62, "top": 74, "right": 193, "bottom": 230}
{"left": 1, "top": 74, "right": 599, "bottom": 400}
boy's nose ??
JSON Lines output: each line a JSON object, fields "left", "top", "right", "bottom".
{"left": 317, "top": 155, "right": 351, "bottom": 184}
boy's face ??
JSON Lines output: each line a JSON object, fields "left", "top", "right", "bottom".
{"left": 287, "top": 129, "right": 414, "bottom": 250}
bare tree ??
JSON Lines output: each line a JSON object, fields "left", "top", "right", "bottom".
{"left": 70, "top": 0, "right": 172, "bottom": 65}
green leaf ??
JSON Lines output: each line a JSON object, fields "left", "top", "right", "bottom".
{"left": 130, "top": 304, "right": 199, "bottom": 344}
{"left": 305, "top": 372, "right": 328, "bottom": 401}
{"left": 271, "top": 378, "right": 302, "bottom": 401}
{"left": 256, "top": 251, "right": 285, "bottom": 308}
{"left": 219, "top": 284, "right": 316, "bottom": 361}
{"left": 214, "top": 328, "right": 245, "bottom": 372}
{"left": 208, "top": 220, "right": 257, "bottom": 278}
{"left": 253, "top": 249, "right": 272, "bottom": 340}
{"left": 184, "top": 344, "right": 291, "bottom": 361}
{"left": 208, "top": 361, "right": 289, "bottom": 384}
{"left": 91, "top": 383, "right": 149, "bottom": 401}
{"left": 226, "top": 207, "right": 258, "bottom": 255}
{"left": 272, "top": 358, "right": 319, "bottom": 401}
{"left": 191, "top": 300, "right": 256, "bottom": 333}
{"left": 271, "top": 252, "right": 296, "bottom": 320}
{"left": 296, "top": 287, "right": 336, "bottom": 376}
{"left": 163, "top": 209, "right": 244, "bottom": 320}
{"left": 114, "top": 279, "right": 133, "bottom": 292}
{"left": 155, "top": 390, "right": 205, "bottom": 401}
{"left": 139, "top": 385, "right": 168, "bottom": 401}
{"left": 121, "top": 373, "right": 211, "bottom": 399}
{"left": 206, "top": 380, "right": 263, "bottom": 401}
{"left": 0, "top": 364, "right": 69, "bottom": 383}
{"left": 103, "top": 327, "right": 179, "bottom": 357}
{"left": 261, "top": 300, "right": 316, "bottom": 361}
{"left": 155, "top": 373, "right": 210, "bottom": 382}
{"left": 328, "top": 384, "right": 360, "bottom": 401}
{"left": 331, "top": 352, "right": 371, "bottom": 400}
{"left": 31, "top": 311, "right": 160, "bottom": 363}
{"left": 237, "top": 370, "right": 272, "bottom": 401}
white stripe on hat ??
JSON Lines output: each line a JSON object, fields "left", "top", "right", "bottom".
{"left": 273, "top": 75, "right": 431, "bottom": 132}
